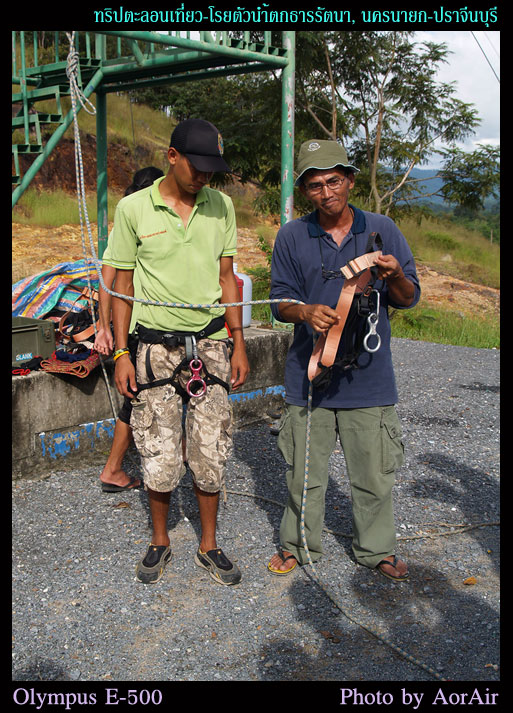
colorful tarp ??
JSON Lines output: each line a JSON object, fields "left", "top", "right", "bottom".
{"left": 12, "top": 260, "right": 99, "bottom": 320}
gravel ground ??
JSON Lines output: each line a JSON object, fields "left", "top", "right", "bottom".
{"left": 12, "top": 338, "right": 500, "bottom": 687}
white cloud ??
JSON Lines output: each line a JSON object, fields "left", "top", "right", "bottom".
{"left": 415, "top": 31, "right": 500, "bottom": 156}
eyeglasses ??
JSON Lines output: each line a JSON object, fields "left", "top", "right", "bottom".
{"left": 304, "top": 176, "right": 346, "bottom": 195}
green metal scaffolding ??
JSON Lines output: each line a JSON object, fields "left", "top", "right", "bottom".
{"left": 12, "top": 31, "right": 296, "bottom": 259}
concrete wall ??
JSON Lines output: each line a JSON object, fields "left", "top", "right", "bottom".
{"left": 12, "top": 325, "right": 293, "bottom": 479}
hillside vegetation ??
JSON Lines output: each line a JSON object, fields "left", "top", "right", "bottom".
{"left": 12, "top": 94, "right": 499, "bottom": 349}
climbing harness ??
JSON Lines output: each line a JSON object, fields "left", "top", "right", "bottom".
{"left": 133, "top": 319, "right": 231, "bottom": 404}
{"left": 308, "top": 232, "right": 383, "bottom": 391}
{"left": 64, "top": 34, "right": 449, "bottom": 682}
{"left": 57, "top": 287, "right": 99, "bottom": 344}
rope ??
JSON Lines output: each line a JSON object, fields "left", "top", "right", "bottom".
{"left": 65, "top": 33, "right": 96, "bottom": 115}
{"left": 64, "top": 34, "right": 486, "bottom": 682}
{"left": 181, "top": 475, "right": 498, "bottom": 681}
{"left": 66, "top": 32, "right": 117, "bottom": 422}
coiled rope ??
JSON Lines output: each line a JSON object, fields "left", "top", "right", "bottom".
{"left": 63, "top": 34, "right": 484, "bottom": 682}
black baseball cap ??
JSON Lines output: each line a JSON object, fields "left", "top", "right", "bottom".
{"left": 170, "top": 119, "right": 231, "bottom": 173}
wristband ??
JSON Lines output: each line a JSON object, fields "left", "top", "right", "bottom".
{"left": 113, "top": 349, "right": 130, "bottom": 362}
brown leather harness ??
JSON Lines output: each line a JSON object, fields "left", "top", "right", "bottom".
{"left": 307, "top": 232, "right": 383, "bottom": 388}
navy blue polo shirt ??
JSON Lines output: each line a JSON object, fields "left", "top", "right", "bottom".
{"left": 270, "top": 206, "right": 420, "bottom": 408}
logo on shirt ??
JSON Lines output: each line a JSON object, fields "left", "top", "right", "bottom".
{"left": 139, "top": 230, "right": 167, "bottom": 239}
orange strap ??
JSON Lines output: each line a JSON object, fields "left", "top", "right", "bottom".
{"left": 307, "top": 251, "right": 381, "bottom": 382}
{"left": 58, "top": 287, "right": 99, "bottom": 343}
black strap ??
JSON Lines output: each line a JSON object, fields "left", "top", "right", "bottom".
{"left": 365, "top": 231, "right": 383, "bottom": 253}
{"left": 136, "top": 353, "right": 230, "bottom": 403}
{"left": 136, "top": 356, "right": 189, "bottom": 400}
{"left": 136, "top": 316, "right": 226, "bottom": 346}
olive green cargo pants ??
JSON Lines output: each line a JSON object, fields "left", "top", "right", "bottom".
{"left": 277, "top": 404, "right": 405, "bottom": 569}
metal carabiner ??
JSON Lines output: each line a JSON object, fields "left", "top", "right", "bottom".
{"left": 186, "top": 358, "right": 207, "bottom": 398}
{"left": 363, "top": 289, "right": 381, "bottom": 353}
{"left": 363, "top": 313, "right": 381, "bottom": 353}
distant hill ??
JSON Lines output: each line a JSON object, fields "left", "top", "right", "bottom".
{"left": 409, "top": 168, "right": 445, "bottom": 205}
{"left": 387, "top": 167, "right": 445, "bottom": 207}
{"left": 400, "top": 168, "right": 497, "bottom": 210}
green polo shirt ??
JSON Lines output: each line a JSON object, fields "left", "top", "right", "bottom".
{"left": 104, "top": 176, "right": 237, "bottom": 336}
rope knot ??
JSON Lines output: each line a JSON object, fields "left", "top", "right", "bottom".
{"left": 66, "top": 48, "right": 80, "bottom": 78}
{"left": 66, "top": 32, "right": 96, "bottom": 116}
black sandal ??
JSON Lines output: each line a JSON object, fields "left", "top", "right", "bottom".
{"left": 376, "top": 555, "right": 409, "bottom": 581}
{"left": 101, "top": 475, "right": 141, "bottom": 493}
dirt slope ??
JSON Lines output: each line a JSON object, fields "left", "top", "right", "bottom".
{"left": 12, "top": 221, "right": 499, "bottom": 319}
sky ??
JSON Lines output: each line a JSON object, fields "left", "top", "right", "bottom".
{"left": 414, "top": 31, "right": 500, "bottom": 165}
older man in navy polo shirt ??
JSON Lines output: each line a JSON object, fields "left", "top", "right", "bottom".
{"left": 267, "top": 139, "right": 420, "bottom": 581}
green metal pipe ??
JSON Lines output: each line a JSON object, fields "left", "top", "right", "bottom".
{"left": 96, "top": 89, "right": 108, "bottom": 259}
{"left": 98, "top": 49, "right": 285, "bottom": 83}
{"left": 280, "top": 31, "right": 295, "bottom": 226}
{"left": 99, "top": 30, "right": 288, "bottom": 67}
{"left": 19, "top": 33, "right": 30, "bottom": 145}
{"left": 100, "top": 51, "right": 236, "bottom": 79}
{"left": 129, "top": 39, "right": 145, "bottom": 66}
{"left": 11, "top": 67, "right": 105, "bottom": 208}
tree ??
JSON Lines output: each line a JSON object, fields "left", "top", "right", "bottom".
{"left": 439, "top": 144, "right": 500, "bottom": 211}
{"left": 296, "top": 31, "right": 481, "bottom": 215}
{"left": 133, "top": 31, "right": 493, "bottom": 217}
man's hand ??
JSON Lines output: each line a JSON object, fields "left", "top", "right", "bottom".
{"left": 375, "top": 253, "right": 403, "bottom": 281}
{"left": 279, "top": 303, "right": 340, "bottom": 335}
{"left": 302, "top": 304, "right": 341, "bottom": 334}
{"left": 229, "top": 344, "right": 250, "bottom": 390}
{"left": 94, "top": 326, "right": 114, "bottom": 356}
{"left": 375, "top": 253, "right": 415, "bottom": 307}
{"left": 114, "top": 354, "right": 137, "bottom": 399}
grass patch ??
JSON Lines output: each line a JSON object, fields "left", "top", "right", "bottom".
{"left": 230, "top": 195, "right": 259, "bottom": 229}
{"left": 13, "top": 187, "right": 122, "bottom": 227}
{"left": 246, "top": 228, "right": 274, "bottom": 323}
{"left": 247, "top": 266, "right": 272, "bottom": 323}
{"left": 397, "top": 216, "right": 500, "bottom": 289}
{"left": 390, "top": 305, "right": 499, "bottom": 349}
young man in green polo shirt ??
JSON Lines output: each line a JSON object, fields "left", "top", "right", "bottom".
{"left": 109, "top": 119, "right": 249, "bottom": 586}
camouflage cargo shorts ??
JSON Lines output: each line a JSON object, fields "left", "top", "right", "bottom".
{"left": 130, "top": 339, "right": 233, "bottom": 493}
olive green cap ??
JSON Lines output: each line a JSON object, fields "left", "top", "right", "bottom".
{"left": 295, "top": 139, "right": 359, "bottom": 186}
